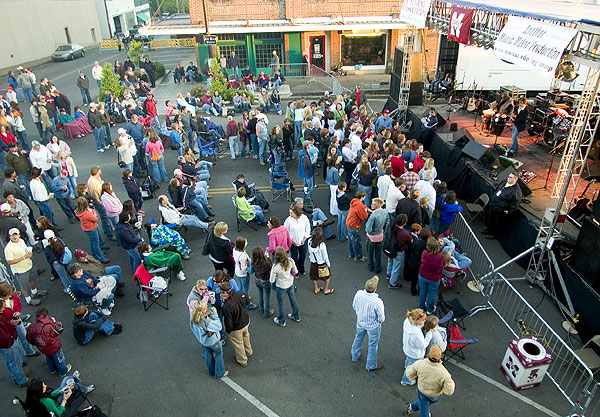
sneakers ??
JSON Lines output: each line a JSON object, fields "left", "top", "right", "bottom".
{"left": 427, "top": 306, "right": 437, "bottom": 315}
{"left": 401, "top": 380, "right": 416, "bottom": 386}
{"left": 287, "top": 313, "right": 301, "bottom": 322}
{"left": 72, "top": 370, "right": 80, "bottom": 379}
{"left": 31, "top": 289, "right": 48, "bottom": 298}
{"left": 273, "top": 317, "right": 286, "bottom": 327}
{"left": 112, "top": 324, "right": 123, "bottom": 335}
{"left": 100, "top": 308, "right": 111, "bottom": 316}
{"left": 104, "top": 145, "right": 111, "bottom": 150}
{"left": 97, "top": 149, "right": 104, "bottom": 153}
{"left": 59, "top": 364, "right": 72, "bottom": 378}
{"left": 177, "top": 271, "right": 187, "bottom": 281}
{"left": 406, "top": 404, "right": 413, "bottom": 414}
{"left": 354, "top": 257, "right": 368, "bottom": 263}
{"left": 85, "top": 384, "right": 95, "bottom": 393}
{"left": 388, "top": 284, "right": 403, "bottom": 289}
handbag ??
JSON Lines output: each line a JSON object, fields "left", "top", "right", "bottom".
{"left": 318, "top": 264, "right": 330, "bottom": 278}
{"left": 117, "top": 152, "right": 126, "bottom": 168}
{"left": 61, "top": 246, "right": 72, "bottom": 265}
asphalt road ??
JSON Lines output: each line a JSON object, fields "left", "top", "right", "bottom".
{"left": 1, "top": 57, "right": 573, "bottom": 417}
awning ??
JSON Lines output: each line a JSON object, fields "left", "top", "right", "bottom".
{"left": 136, "top": 11, "right": 150, "bottom": 22}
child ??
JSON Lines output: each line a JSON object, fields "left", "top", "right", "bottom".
{"left": 402, "top": 308, "right": 433, "bottom": 386}
{"left": 233, "top": 236, "right": 256, "bottom": 310}
{"left": 336, "top": 181, "right": 351, "bottom": 241}
{"left": 437, "top": 190, "right": 463, "bottom": 235}
{"left": 251, "top": 245, "right": 274, "bottom": 318}
{"left": 423, "top": 315, "right": 447, "bottom": 353}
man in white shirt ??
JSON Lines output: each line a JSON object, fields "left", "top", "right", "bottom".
{"left": 414, "top": 171, "right": 436, "bottom": 214}
{"left": 28, "top": 141, "right": 54, "bottom": 189}
{"left": 386, "top": 178, "right": 407, "bottom": 227}
{"left": 29, "top": 168, "right": 57, "bottom": 227}
{"left": 158, "top": 195, "right": 213, "bottom": 231}
{"left": 377, "top": 167, "right": 394, "bottom": 203}
{"left": 351, "top": 275, "right": 385, "bottom": 371}
{"left": 91, "top": 61, "right": 103, "bottom": 89}
{"left": 4, "top": 228, "right": 47, "bottom": 305}
{"left": 349, "top": 127, "right": 362, "bottom": 159}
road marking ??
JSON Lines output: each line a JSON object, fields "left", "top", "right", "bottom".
{"left": 221, "top": 376, "right": 280, "bottom": 417}
{"left": 447, "top": 359, "right": 561, "bottom": 417}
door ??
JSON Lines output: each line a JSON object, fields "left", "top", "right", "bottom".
{"left": 309, "top": 36, "right": 325, "bottom": 71}
{"left": 64, "top": 27, "right": 71, "bottom": 44}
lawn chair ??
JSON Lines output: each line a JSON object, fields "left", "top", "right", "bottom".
{"left": 197, "top": 132, "right": 218, "bottom": 161}
{"left": 444, "top": 323, "right": 478, "bottom": 360}
{"left": 269, "top": 162, "right": 292, "bottom": 202}
{"left": 466, "top": 193, "right": 489, "bottom": 223}
{"left": 232, "top": 194, "right": 257, "bottom": 232}
{"left": 159, "top": 209, "right": 188, "bottom": 237}
{"left": 66, "top": 286, "right": 103, "bottom": 312}
{"left": 133, "top": 264, "right": 171, "bottom": 311}
{"left": 436, "top": 292, "right": 469, "bottom": 330}
{"left": 15, "top": 389, "right": 92, "bottom": 417}
{"left": 231, "top": 180, "right": 256, "bottom": 204}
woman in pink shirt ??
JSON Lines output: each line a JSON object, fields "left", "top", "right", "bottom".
{"left": 145, "top": 130, "right": 169, "bottom": 184}
{"left": 100, "top": 182, "right": 123, "bottom": 245}
{"left": 265, "top": 216, "right": 292, "bottom": 255}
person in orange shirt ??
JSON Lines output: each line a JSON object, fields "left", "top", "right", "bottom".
{"left": 346, "top": 190, "right": 370, "bottom": 262}
{"left": 74, "top": 197, "right": 110, "bottom": 263}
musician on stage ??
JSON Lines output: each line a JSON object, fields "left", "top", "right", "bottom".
{"left": 482, "top": 91, "right": 514, "bottom": 130}
{"left": 420, "top": 108, "right": 438, "bottom": 149}
{"left": 509, "top": 98, "right": 528, "bottom": 155}
{"left": 482, "top": 172, "right": 522, "bottom": 239}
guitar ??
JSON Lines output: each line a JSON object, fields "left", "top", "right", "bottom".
{"left": 569, "top": 178, "right": 597, "bottom": 220}
{"left": 463, "top": 82, "right": 477, "bottom": 110}
{"left": 473, "top": 86, "right": 485, "bottom": 113}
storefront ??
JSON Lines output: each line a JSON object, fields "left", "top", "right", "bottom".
{"left": 340, "top": 32, "right": 388, "bottom": 70}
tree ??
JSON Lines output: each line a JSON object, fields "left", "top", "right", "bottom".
{"left": 99, "top": 63, "right": 126, "bottom": 101}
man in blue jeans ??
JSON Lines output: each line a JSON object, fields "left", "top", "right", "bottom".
{"left": 0, "top": 298, "right": 31, "bottom": 386}
{"left": 351, "top": 275, "right": 385, "bottom": 371}
{"left": 346, "top": 190, "right": 369, "bottom": 262}
{"left": 406, "top": 344, "right": 455, "bottom": 416}
{"left": 72, "top": 305, "right": 122, "bottom": 345}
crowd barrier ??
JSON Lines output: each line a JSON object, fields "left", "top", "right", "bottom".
{"left": 448, "top": 213, "right": 598, "bottom": 416}
{"left": 100, "top": 38, "right": 195, "bottom": 49}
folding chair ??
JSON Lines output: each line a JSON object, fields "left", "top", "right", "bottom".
{"left": 269, "top": 163, "right": 292, "bottom": 202}
{"left": 232, "top": 194, "right": 257, "bottom": 232}
{"left": 231, "top": 180, "right": 256, "bottom": 204}
{"left": 133, "top": 264, "right": 171, "bottom": 311}
{"left": 444, "top": 323, "right": 478, "bottom": 360}
{"left": 436, "top": 292, "right": 469, "bottom": 330}
{"left": 197, "top": 133, "right": 218, "bottom": 161}
{"left": 66, "top": 286, "right": 103, "bottom": 312}
{"left": 466, "top": 193, "right": 489, "bottom": 222}
{"left": 574, "top": 335, "right": 600, "bottom": 372}
{"left": 159, "top": 210, "right": 188, "bottom": 237}
{"left": 15, "top": 389, "right": 91, "bottom": 417}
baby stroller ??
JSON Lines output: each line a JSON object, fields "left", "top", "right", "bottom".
{"left": 268, "top": 160, "right": 293, "bottom": 202}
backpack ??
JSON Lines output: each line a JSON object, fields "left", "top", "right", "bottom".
{"left": 383, "top": 226, "right": 397, "bottom": 258}
{"left": 61, "top": 246, "right": 72, "bottom": 265}
{"left": 151, "top": 148, "right": 161, "bottom": 162}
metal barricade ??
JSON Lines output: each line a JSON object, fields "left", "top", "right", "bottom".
{"left": 489, "top": 273, "right": 598, "bottom": 416}
{"left": 100, "top": 39, "right": 119, "bottom": 49}
{"left": 271, "top": 63, "right": 308, "bottom": 78}
{"left": 149, "top": 38, "right": 195, "bottom": 49}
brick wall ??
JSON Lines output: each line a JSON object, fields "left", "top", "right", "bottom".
{"left": 190, "top": 0, "right": 280, "bottom": 24}
{"left": 330, "top": 31, "right": 341, "bottom": 66}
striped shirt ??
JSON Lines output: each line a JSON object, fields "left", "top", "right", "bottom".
{"left": 352, "top": 289, "right": 385, "bottom": 330}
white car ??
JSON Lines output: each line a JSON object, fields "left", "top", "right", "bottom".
{"left": 51, "top": 44, "right": 85, "bottom": 61}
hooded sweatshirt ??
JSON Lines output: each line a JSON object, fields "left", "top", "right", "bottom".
{"left": 402, "top": 317, "right": 433, "bottom": 359}
{"left": 266, "top": 225, "right": 292, "bottom": 253}
{"left": 346, "top": 198, "right": 368, "bottom": 228}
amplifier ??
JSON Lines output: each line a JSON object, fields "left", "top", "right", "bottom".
{"left": 534, "top": 108, "right": 554, "bottom": 126}
{"left": 536, "top": 93, "right": 549, "bottom": 110}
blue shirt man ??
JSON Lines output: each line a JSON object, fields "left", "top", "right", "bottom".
{"left": 375, "top": 110, "right": 393, "bottom": 132}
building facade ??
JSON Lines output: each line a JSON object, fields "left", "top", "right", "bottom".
{"left": 0, "top": 0, "right": 101, "bottom": 70}
{"left": 93, "top": 0, "right": 151, "bottom": 38}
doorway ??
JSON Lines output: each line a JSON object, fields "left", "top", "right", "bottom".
{"left": 113, "top": 16, "right": 122, "bottom": 34}
{"left": 90, "top": 28, "right": 97, "bottom": 43}
{"left": 309, "top": 36, "right": 325, "bottom": 71}
{"left": 64, "top": 27, "right": 71, "bottom": 44}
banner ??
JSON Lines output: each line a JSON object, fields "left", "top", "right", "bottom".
{"left": 399, "top": 0, "right": 432, "bottom": 29}
{"left": 448, "top": 6, "right": 475, "bottom": 45}
{"left": 494, "top": 16, "right": 577, "bottom": 74}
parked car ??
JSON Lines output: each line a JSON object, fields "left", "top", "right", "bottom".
{"left": 51, "top": 44, "right": 85, "bottom": 61}
{"left": 114, "top": 31, "right": 125, "bottom": 40}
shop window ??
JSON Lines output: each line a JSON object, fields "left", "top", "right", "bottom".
{"left": 217, "top": 34, "right": 246, "bottom": 41}
{"left": 255, "top": 33, "right": 282, "bottom": 40}
{"left": 341, "top": 34, "right": 387, "bottom": 66}
{"left": 255, "top": 43, "right": 283, "bottom": 68}
{"left": 218, "top": 45, "right": 248, "bottom": 68}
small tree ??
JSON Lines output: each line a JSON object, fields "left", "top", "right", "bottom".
{"left": 208, "top": 58, "right": 227, "bottom": 96}
{"left": 99, "top": 63, "right": 126, "bottom": 101}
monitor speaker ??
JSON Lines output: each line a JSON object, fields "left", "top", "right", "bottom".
{"left": 571, "top": 216, "right": 600, "bottom": 292}
{"left": 452, "top": 127, "right": 474, "bottom": 147}
{"left": 496, "top": 167, "right": 533, "bottom": 197}
{"left": 409, "top": 82, "right": 424, "bottom": 106}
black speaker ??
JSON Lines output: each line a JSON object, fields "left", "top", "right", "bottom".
{"left": 409, "top": 81, "right": 424, "bottom": 106}
{"left": 462, "top": 140, "right": 495, "bottom": 167}
{"left": 571, "top": 216, "right": 600, "bottom": 292}
{"left": 450, "top": 123, "right": 458, "bottom": 131}
{"left": 496, "top": 167, "right": 533, "bottom": 197}
{"left": 452, "top": 127, "right": 474, "bottom": 147}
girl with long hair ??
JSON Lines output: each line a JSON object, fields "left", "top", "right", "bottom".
{"left": 43, "top": 230, "right": 72, "bottom": 292}
{"left": 401, "top": 308, "right": 434, "bottom": 386}
{"left": 100, "top": 182, "right": 123, "bottom": 246}
{"left": 251, "top": 245, "right": 273, "bottom": 318}
{"left": 270, "top": 246, "right": 300, "bottom": 327}
{"left": 74, "top": 197, "right": 109, "bottom": 263}
{"left": 307, "top": 228, "right": 333, "bottom": 295}
{"left": 190, "top": 300, "right": 228, "bottom": 379}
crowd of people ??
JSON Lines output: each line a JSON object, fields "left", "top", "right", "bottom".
{"left": 0, "top": 50, "right": 529, "bottom": 417}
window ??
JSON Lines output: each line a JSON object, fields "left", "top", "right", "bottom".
{"left": 255, "top": 43, "right": 282, "bottom": 68}
{"left": 255, "top": 33, "right": 282, "bottom": 40}
{"left": 217, "top": 34, "right": 245, "bottom": 41}
{"left": 218, "top": 45, "right": 248, "bottom": 68}
{"left": 341, "top": 34, "right": 387, "bottom": 66}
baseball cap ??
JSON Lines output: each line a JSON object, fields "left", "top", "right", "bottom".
{"left": 32, "top": 140, "right": 41, "bottom": 147}
{"left": 383, "top": 109, "right": 390, "bottom": 114}
{"left": 8, "top": 142, "right": 17, "bottom": 148}
{"left": 365, "top": 275, "right": 379, "bottom": 292}
{"left": 173, "top": 169, "right": 182, "bottom": 176}
{"left": 118, "top": 128, "right": 126, "bottom": 135}
{"left": 8, "top": 228, "right": 20, "bottom": 236}
{"left": 1, "top": 203, "right": 11, "bottom": 212}
{"left": 428, "top": 344, "right": 442, "bottom": 362}
{"left": 89, "top": 102, "right": 96, "bottom": 107}
{"left": 60, "top": 169, "right": 69, "bottom": 175}
{"left": 44, "top": 229, "right": 55, "bottom": 240}
{"left": 74, "top": 249, "right": 88, "bottom": 258}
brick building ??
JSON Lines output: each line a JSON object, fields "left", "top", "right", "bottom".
{"left": 144, "top": 0, "right": 434, "bottom": 75}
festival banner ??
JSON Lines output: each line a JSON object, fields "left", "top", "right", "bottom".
{"left": 399, "top": 0, "right": 432, "bottom": 29}
{"left": 494, "top": 16, "right": 577, "bottom": 74}
{"left": 448, "top": 6, "right": 475, "bottom": 45}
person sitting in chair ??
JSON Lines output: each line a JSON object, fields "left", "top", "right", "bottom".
{"left": 72, "top": 249, "right": 123, "bottom": 295}
{"left": 233, "top": 173, "right": 269, "bottom": 212}
{"left": 148, "top": 222, "right": 191, "bottom": 260}
{"left": 67, "top": 263, "right": 117, "bottom": 316}
{"left": 293, "top": 197, "right": 336, "bottom": 240}
{"left": 24, "top": 374, "right": 95, "bottom": 417}
{"left": 139, "top": 242, "right": 186, "bottom": 281}
{"left": 158, "top": 194, "right": 214, "bottom": 231}
{"left": 235, "top": 187, "right": 267, "bottom": 225}
{"left": 429, "top": 72, "right": 453, "bottom": 93}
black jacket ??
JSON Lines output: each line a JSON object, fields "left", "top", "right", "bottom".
{"left": 514, "top": 107, "right": 528, "bottom": 132}
{"left": 223, "top": 291, "right": 250, "bottom": 333}
{"left": 0, "top": 215, "right": 27, "bottom": 242}
{"left": 490, "top": 181, "right": 522, "bottom": 213}
{"left": 87, "top": 110, "right": 102, "bottom": 129}
{"left": 123, "top": 177, "right": 141, "bottom": 201}
{"left": 205, "top": 231, "right": 232, "bottom": 263}
{"left": 116, "top": 223, "right": 142, "bottom": 250}
{"left": 406, "top": 237, "right": 428, "bottom": 269}
{"left": 395, "top": 198, "right": 422, "bottom": 227}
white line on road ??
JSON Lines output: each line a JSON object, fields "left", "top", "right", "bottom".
{"left": 221, "top": 376, "right": 280, "bottom": 417}
{"left": 447, "top": 359, "right": 561, "bottom": 417}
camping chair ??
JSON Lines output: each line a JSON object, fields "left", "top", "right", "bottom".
{"left": 466, "top": 193, "right": 489, "bottom": 223}
{"left": 66, "top": 286, "right": 102, "bottom": 312}
{"left": 436, "top": 292, "right": 469, "bottom": 330}
{"left": 15, "top": 389, "right": 91, "bottom": 417}
{"left": 269, "top": 163, "right": 292, "bottom": 202}
{"left": 159, "top": 209, "right": 188, "bottom": 237}
{"left": 232, "top": 194, "right": 257, "bottom": 232}
{"left": 442, "top": 266, "right": 467, "bottom": 294}
{"left": 133, "top": 264, "right": 171, "bottom": 311}
{"left": 444, "top": 322, "right": 478, "bottom": 360}
{"left": 231, "top": 180, "right": 256, "bottom": 204}
{"left": 197, "top": 133, "right": 218, "bottom": 161}
{"left": 574, "top": 335, "right": 600, "bottom": 372}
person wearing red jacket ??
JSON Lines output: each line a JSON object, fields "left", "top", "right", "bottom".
{"left": 0, "top": 282, "right": 38, "bottom": 358}
{"left": 346, "top": 190, "right": 370, "bottom": 262}
{"left": 26, "top": 307, "right": 71, "bottom": 377}
{"left": 143, "top": 93, "right": 159, "bottom": 127}
{"left": 0, "top": 125, "right": 17, "bottom": 147}
{"left": 0, "top": 298, "right": 31, "bottom": 386}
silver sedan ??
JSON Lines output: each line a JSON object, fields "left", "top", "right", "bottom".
{"left": 51, "top": 44, "right": 86, "bottom": 61}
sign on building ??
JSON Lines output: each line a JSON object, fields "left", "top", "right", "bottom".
{"left": 203, "top": 35, "right": 217, "bottom": 45}
{"left": 494, "top": 17, "right": 577, "bottom": 75}
{"left": 447, "top": 6, "right": 474, "bottom": 45}
{"left": 399, "top": 0, "right": 432, "bottom": 29}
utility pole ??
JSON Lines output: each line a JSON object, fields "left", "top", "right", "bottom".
{"left": 201, "top": 0, "right": 214, "bottom": 58}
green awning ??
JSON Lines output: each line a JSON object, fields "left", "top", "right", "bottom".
{"left": 136, "top": 12, "right": 150, "bottom": 23}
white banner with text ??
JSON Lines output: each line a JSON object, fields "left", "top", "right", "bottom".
{"left": 399, "top": 0, "right": 432, "bottom": 29}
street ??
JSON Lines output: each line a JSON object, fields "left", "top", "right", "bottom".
{"left": 1, "top": 49, "right": 573, "bottom": 417}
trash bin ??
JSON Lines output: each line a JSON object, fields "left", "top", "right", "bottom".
{"left": 500, "top": 336, "right": 553, "bottom": 391}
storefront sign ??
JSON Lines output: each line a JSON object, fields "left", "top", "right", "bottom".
{"left": 399, "top": 0, "right": 432, "bottom": 29}
{"left": 448, "top": 6, "right": 474, "bottom": 45}
{"left": 494, "top": 17, "right": 577, "bottom": 74}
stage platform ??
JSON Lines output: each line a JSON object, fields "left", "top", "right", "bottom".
{"left": 409, "top": 105, "right": 598, "bottom": 241}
